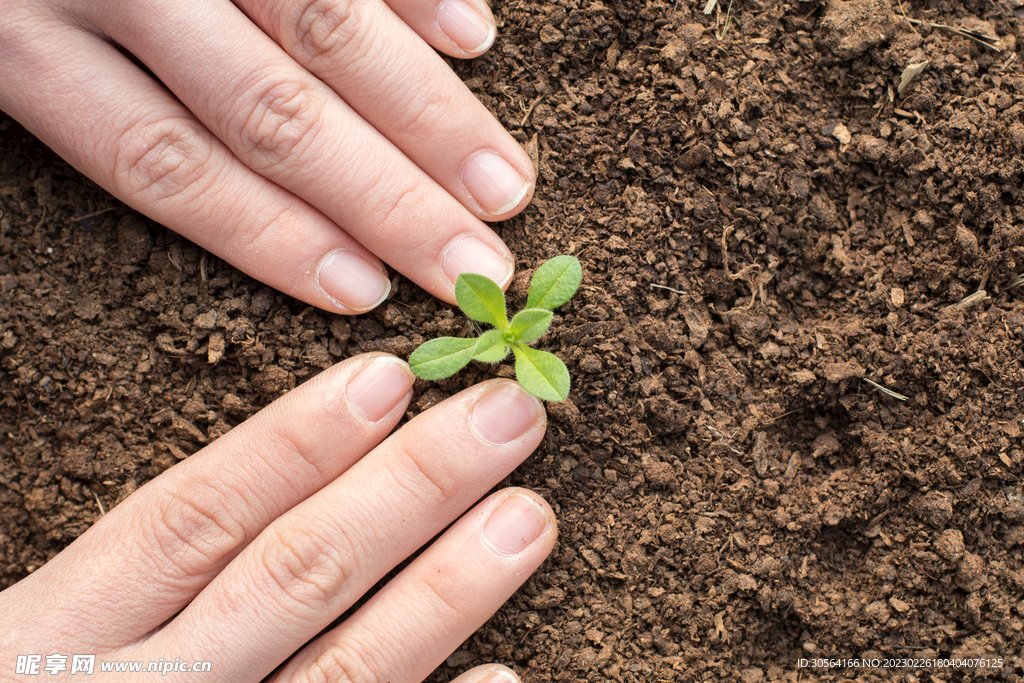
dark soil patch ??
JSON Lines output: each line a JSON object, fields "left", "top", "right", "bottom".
{"left": 3, "top": 0, "right": 1024, "bottom": 680}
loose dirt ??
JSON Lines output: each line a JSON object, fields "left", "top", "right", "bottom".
{"left": 2, "top": 0, "right": 1024, "bottom": 680}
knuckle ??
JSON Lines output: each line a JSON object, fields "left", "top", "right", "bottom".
{"left": 215, "top": 204, "right": 291, "bottom": 257}
{"left": 255, "top": 527, "right": 351, "bottom": 615}
{"left": 362, "top": 177, "right": 448, "bottom": 263}
{"left": 369, "top": 177, "right": 433, "bottom": 240}
{"left": 235, "top": 77, "right": 323, "bottom": 172}
{"left": 146, "top": 490, "right": 247, "bottom": 582}
{"left": 112, "top": 116, "right": 214, "bottom": 203}
{"left": 389, "top": 441, "right": 458, "bottom": 506}
{"left": 396, "top": 87, "right": 456, "bottom": 138}
{"left": 304, "top": 644, "right": 379, "bottom": 683}
{"left": 288, "top": 0, "right": 357, "bottom": 66}
{"left": 418, "top": 571, "right": 465, "bottom": 620}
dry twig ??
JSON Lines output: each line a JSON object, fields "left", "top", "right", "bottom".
{"left": 900, "top": 17, "right": 1001, "bottom": 52}
{"left": 863, "top": 378, "right": 909, "bottom": 401}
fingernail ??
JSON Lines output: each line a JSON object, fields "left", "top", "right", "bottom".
{"left": 463, "top": 151, "right": 530, "bottom": 216}
{"left": 483, "top": 493, "right": 548, "bottom": 555}
{"left": 470, "top": 382, "right": 543, "bottom": 444}
{"left": 438, "top": 0, "right": 496, "bottom": 53}
{"left": 347, "top": 356, "right": 414, "bottom": 422}
{"left": 442, "top": 235, "right": 514, "bottom": 287}
{"left": 317, "top": 248, "right": 391, "bottom": 313}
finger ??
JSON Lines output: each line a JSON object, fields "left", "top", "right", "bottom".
{"left": 82, "top": 0, "right": 522, "bottom": 298}
{"left": 151, "top": 381, "right": 546, "bottom": 680}
{"left": 244, "top": 0, "right": 536, "bottom": 220}
{"left": 451, "top": 664, "right": 522, "bottom": 683}
{"left": 0, "top": 18, "right": 393, "bottom": 313}
{"left": 273, "top": 489, "right": 556, "bottom": 683}
{"left": 8, "top": 354, "right": 413, "bottom": 649}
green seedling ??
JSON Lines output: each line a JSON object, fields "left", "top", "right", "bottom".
{"left": 409, "top": 255, "right": 582, "bottom": 401}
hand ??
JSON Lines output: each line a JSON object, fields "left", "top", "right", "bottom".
{"left": 1, "top": 0, "right": 535, "bottom": 313}
{"left": 0, "top": 355, "right": 556, "bottom": 682}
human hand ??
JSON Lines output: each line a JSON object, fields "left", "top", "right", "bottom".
{"left": 1, "top": 0, "right": 534, "bottom": 313}
{"left": 0, "top": 355, "right": 555, "bottom": 681}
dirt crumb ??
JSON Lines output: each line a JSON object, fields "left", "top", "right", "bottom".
{"left": 819, "top": 0, "right": 896, "bottom": 59}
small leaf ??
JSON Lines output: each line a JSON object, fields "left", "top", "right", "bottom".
{"left": 508, "top": 308, "right": 553, "bottom": 343}
{"left": 514, "top": 347, "right": 570, "bottom": 401}
{"left": 456, "top": 273, "right": 508, "bottom": 329}
{"left": 409, "top": 337, "right": 476, "bottom": 380}
{"left": 526, "top": 255, "right": 582, "bottom": 310}
{"left": 472, "top": 329, "right": 509, "bottom": 362}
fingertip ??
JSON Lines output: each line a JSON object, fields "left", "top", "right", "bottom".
{"left": 505, "top": 487, "right": 557, "bottom": 539}
{"left": 469, "top": 380, "right": 546, "bottom": 446}
{"left": 481, "top": 488, "right": 557, "bottom": 557}
{"left": 441, "top": 233, "right": 515, "bottom": 290}
{"left": 345, "top": 354, "right": 415, "bottom": 423}
{"left": 316, "top": 247, "right": 392, "bottom": 314}
{"left": 437, "top": 0, "right": 497, "bottom": 57}
{"left": 462, "top": 150, "right": 534, "bottom": 220}
{"left": 452, "top": 663, "right": 521, "bottom": 683}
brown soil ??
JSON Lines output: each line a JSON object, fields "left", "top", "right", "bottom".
{"left": 3, "top": 0, "right": 1024, "bottom": 680}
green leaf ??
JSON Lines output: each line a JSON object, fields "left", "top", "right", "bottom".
{"left": 508, "top": 308, "right": 553, "bottom": 343}
{"left": 472, "top": 329, "right": 510, "bottom": 363}
{"left": 513, "top": 346, "right": 571, "bottom": 401}
{"left": 456, "top": 273, "right": 508, "bottom": 329}
{"left": 409, "top": 337, "right": 477, "bottom": 380}
{"left": 525, "top": 255, "right": 582, "bottom": 311}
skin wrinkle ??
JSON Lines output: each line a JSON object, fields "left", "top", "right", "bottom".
{"left": 120, "top": 461, "right": 265, "bottom": 595}
{"left": 370, "top": 178, "right": 431, "bottom": 246}
{"left": 394, "top": 79, "right": 458, "bottom": 140}
{"left": 197, "top": 498, "right": 376, "bottom": 644}
{"left": 243, "top": 428, "right": 320, "bottom": 504}
{"left": 233, "top": 74, "right": 327, "bottom": 172}
{"left": 337, "top": 15, "right": 453, "bottom": 132}
{"left": 324, "top": 6, "right": 384, "bottom": 92}
{"left": 372, "top": 393, "right": 496, "bottom": 507}
{"left": 256, "top": 404, "right": 345, "bottom": 485}
{"left": 343, "top": 151, "right": 460, "bottom": 270}
{"left": 111, "top": 113, "right": 217, "bottom": 203}
{"left": 220, "top": 201, "right": 293, "bottom": 265}
{"left": 350, "top": 613, "right": 415, "bottom": 683}
{"left": 143, "top": 487, "right": 250, "bottom": 584}
{"left": 304, "top": 640, "right": 380, "bottom": 683}
{"left": 356, "top": 167, "right": 476, "bottom": 294}
{"left": 254, "top": 523, "right": 352, "bottom": 618}
{"left": 417, "top": 569, "right": 467, "bottom": 623}
{"left": 288, "top": 0, "right": 358, "bottom": 69}
{"left": 388, "top": 440, "right": 459, "bottom": 506}
{"left": 189, "top": 452, "right": 279, "bottom": 523}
